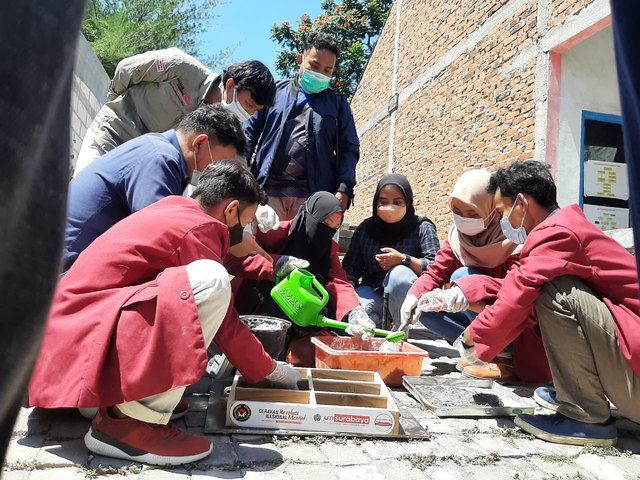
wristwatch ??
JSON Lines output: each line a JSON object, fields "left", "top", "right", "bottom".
{"left": 401, "top": 254, "right": 411, "bottom": 267}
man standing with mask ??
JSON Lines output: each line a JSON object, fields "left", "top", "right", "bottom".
{"left": 451, "top": 161, "right": 640, "bottom": 447}
{"left": 62, "top": 104, "right": 275, "bottom": 273}
{"left": 74, "top": 49, "right": 277, "bottom": 175}
{"left": 245, "top": 32, "right": 360, "bottom": 220}
{"left": 29, "top": 161, "right": 302, "bottom": 466}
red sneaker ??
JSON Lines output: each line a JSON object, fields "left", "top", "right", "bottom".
{"left": 84, "top": 408, "right": 212, "bottom": 466}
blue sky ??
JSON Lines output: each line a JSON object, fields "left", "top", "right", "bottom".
{"left": 201, "top": 0, "right": 325, "bottom": 79}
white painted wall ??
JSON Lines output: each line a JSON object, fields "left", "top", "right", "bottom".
{"left": 556, "top": 26, "right": 620, "bottom": 207}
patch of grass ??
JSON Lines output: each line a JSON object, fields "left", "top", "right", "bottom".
{"left": 581, "top": 444, "right": 631, "bottom": 457}
{"left": 85, "top": 464, "right": 142, "bottom": 477}
{"left": 402, "top": 452, "right": 500, "bottom": 470}
{"left": 537, "top": 453, "right": 574, "bottom": 463}
{"left": 542, "top": 473, "right": 589, "bottom": 480}
{"left": 501, "top": 427, "right": 534, "bottom": 440}
{"left": 469, "top": 452, "right": 500, "bottom": 466}
{"left": 3, "top": 460, "right": 45, "bottom": 471}
{"left": 462, "top": 425, "right": 480, "bottom": 443}
{"left": 403, "top": 453, "right": 436, "bottom": 470}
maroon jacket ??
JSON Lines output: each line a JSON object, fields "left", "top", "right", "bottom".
{"left": 471, "top": 205, "right": 640, "bottom": 378}
{"left": 29, "top": 197, "right": 273, "bottom": 409}
{"left": 226, "top": 220, "right": 359, "bottom": 321}
{"left": 408, "top": 240, "right": 551, "bottom": 382}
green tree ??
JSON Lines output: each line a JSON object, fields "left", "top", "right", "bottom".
{"left": 271, "top": 0, "right": 393, "bottom": 98}
{"left": 82, "top": 0, "right": 230, "bottom": 77}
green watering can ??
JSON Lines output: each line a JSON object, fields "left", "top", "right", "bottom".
{"left": 270, "top": 268, "right": 405, "bottom": 342}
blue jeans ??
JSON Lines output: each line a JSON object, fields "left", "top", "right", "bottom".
{"left": 356, "top": 265, "right": 418, "bottom": 329}
{"left": 418, "top": 267, "right": 482, "bottom": 342}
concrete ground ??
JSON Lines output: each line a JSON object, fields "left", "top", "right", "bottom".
{"left": 4, "top": 327, "right": 640, "bottom": 480}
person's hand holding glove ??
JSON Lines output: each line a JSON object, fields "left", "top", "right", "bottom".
{"left": 265, "top": 362, "right": 302, "bottom": 389}
{"left": 254, "top": 204, "right": 280, "bottom": 233}
{"left": 274, "top": 256, "right": 310, "bottom": 279}
{"left": 345, "top": 305, "right": 375, "bottom": 341}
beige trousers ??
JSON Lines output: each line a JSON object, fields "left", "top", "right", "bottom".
{"left": 73, "top": 123, "right": 107, "bottom": 177}
{"left": 268, "top": 196, "right": 307, "bottom": 222}
{"left": 117, "top": 259, "right": 231, "bottom": 424}
{"left": 535, "top": 275, "right": 640, "bottom": 424}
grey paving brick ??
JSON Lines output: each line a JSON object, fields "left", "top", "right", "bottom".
{"left": 465, "top": 464, "right": 521, "bottom": 480}
{"left": 402, "top": 439, "right": 450, "bottom": 457}
{"left": 606, "top": 456, "right": 640, "bottom": 477}
{"left": 373, "top": 459, "right": 435, "bottom": 480}
{"left": 4, "top": 436, "right": 45, "bottom": 464}
{"left": 320, "top": 441, "right": 371, "bottom": 466}
{"left": 0, "top": 470, "right": 30, "bottom": 480}
{"left": 230, "top": 434, "right": 269, "bottom": 443}
{"left": 15, "top": 409, "right": 51, "bottom": 437}
{"left": 197, "top": 435, "right": 238, "bottom": 466}
{"left": 185, "top": 377, "right": 211, "bottom": 395}
{"left": 529, "top": 456, "right": 598, "bottom": 479}
{"left": 277, "top": 442, "right": 329, "bottom": 463}
{"left": 234, "top": 442, "right": 282, "bottom": 465}
{"left": 498, "top": 457, "right": 552, "bottom": 480}
{"left": 11, "top": 408, "right": 34, "bottom": 438}
{"left": 35, "top": 439, "right": 88, "bottom": 467}
{"left": 28, "top": 467, "right": 87, "bottom": 479}
{"left": 192, "top": 468, "right": 243, "bottom": 479}
{"left": 362, "top": 439, "right": 410, "bottom": 459}
{"left": 335, "top": 464, "right": 389, "bottom": 480}
{"left": 286, "top": 463, "right": 339, "bottom": 480}
{"left": 139, "top": 468, "right": 191, "bottom": 479}
{"left": 242, "top": 464, "right": 290, "bottom": 479}
{"left": 419, "top": 460, "right": 469, "bottom": 480}
{"left": 48, "top": 414, "right": 90, "bottom": 440}
{"left": 184, "top": 411, "right": 206, "bottom": 428}
{"left": 434, "top": 433, "right": 491, "bottom": 458}
{"left": 185, "top": 396, "right": 209, "bottom": 413}
{"left": 87, "top": 452, "right": 144, "bottom": 470}
{"left": 575, "top": 454, "right": 631, "bottom": 480}
{"left": 470, "top": 434, "right": 529, "bottom": 457}
{"left": 423, "top": 417, "right": 476, "bottom": 435}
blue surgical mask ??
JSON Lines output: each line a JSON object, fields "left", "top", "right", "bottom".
{"left": 300, "top": 61, "right": 331, "bottom": 94}
{"left": 500, "top": 196, "right": 528, "bottom": 244}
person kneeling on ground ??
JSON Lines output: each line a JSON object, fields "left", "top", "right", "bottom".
{"left": 226, "top": 192, "right": 376, "bottom": 366}
{"left": 459, "top": 160, "right": 639, "bottom": 446}
{"left": 28, "top": 161, "right": 301, "bottom": 466}
{"left": 400, "top": 169, "right": 551, "bottom": 383}
{"left": 342, "top": 174, "right": 439, "bottom": 331}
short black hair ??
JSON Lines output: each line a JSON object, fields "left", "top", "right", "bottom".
{"left": 487, "top": 160, "right": 558, "bottom": 209}
{"left": 222, "top": 60, "right": 276, "bottom": 107}
{"left": 304, "top": 32, "right": 341, "bottom": 58}
{"left": 176, "top": 104, "right": 246, "bottom": 157}
{"left": 191, "top": 160, "right": 268, "bottom": 211}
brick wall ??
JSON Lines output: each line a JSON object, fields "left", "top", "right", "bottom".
{"left": 347, "top": 0, "right": 606, "bottom": 242}
{"left": 70, "top": 34, "right": 110, "bottom": 173}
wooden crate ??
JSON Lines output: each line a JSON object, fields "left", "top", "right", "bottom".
{"left": 226, "top": 368, "right": 400, "bottom": 436}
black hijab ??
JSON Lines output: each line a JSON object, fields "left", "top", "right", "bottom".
{"left": 281, "top": 192, "right": 343, "bottom": 284}
{"left": 363, "top": 174, "right": 424, "bottom": 244}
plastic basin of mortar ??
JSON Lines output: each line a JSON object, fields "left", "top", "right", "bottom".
{"left": 310, "top": 336, "right": 429, "bottom": 387}
{"left": 240, "top": 315, "right": 291, "bottom": 361}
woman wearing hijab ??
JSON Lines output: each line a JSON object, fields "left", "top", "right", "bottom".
{"left": 401, "top": 169, "right": 551, "bottom": 382}
{"left": 226, "top": 192, "right": 374, "bottom": 366}
{"left": 342, "top": 174, "right": 440, "bottom": 331}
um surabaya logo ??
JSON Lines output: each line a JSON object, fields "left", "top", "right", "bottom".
{"left": 333, "top": 414, "right": 370, "bottom": 425}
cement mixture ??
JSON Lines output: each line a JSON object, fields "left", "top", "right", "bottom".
{"left": 414, "top": 385, "right": 504, "bottom": 408}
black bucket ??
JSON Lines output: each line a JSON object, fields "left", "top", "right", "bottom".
{"left": 240, "top": 315, "right": 292, "bottom": 361}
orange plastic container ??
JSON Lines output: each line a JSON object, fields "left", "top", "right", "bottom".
{"left": 310, "top": 336, "right": 429, "bottom": 387}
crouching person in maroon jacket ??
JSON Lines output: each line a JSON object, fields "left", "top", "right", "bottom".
{"left": 459, "top": 160, "right": 640, "bottom": 446}
{"left": 28, "top": 161, "right": 301, "bottom": 466}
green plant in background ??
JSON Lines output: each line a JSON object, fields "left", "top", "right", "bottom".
{"left": 82, "top": 0, "right": 232, "bottom": 77}
{"left": 271, "top": 0, "right": 393, "bottom": 99}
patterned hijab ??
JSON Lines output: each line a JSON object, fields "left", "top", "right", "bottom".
{"left": 448, "top": 169, "right": 521, "bottom": 268}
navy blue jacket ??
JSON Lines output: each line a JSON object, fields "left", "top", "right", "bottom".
{"left": 244, "top": 79, "right": 360, "bottom": 197}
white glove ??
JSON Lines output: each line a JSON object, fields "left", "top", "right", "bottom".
{"left": 348, "top": 305, "right": 376, "bottom": 329}
{"left": 452, "top": 332, "right": 485, "bottom": 365}
{"left": 255, "top": 204, "right": 280, "bottom": 233}
{"left": 441, "top": 286, "right": 469, "bottom": 313}
{"left": 274, "top": 256, "right": 310, "bottom": 279}
{"left": 345, "top": 325, "right": 373, "bottom": 342}
{"left": 265, "top": 362, "right": 301, "bottom": 389}
{"left": 417, "top": 289, "right": 444, "bottom": 313}
{"left": 400, "top": 294, "right": 420, "bottom": 325}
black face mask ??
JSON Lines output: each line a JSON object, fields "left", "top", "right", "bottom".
{"left": 228, "top": 206, "right": 244, "bottom": 247}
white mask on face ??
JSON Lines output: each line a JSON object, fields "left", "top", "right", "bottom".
{"left": 190, "top": 138, "right": 215, "bottom": 187}
{"left": 500, "top": 196, "right": 528, "bottom": 244}
{"left": 453, "top": 209, "right": 495, "bottom": 236}
{"left": 219, "top": 82, "right": 252, "bottom": 122}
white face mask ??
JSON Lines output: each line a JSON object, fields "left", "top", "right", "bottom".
{"left": 190, "top": 138, "right": 215, "bottom": 187}
{"left": 500, "top": 196, "right": 528, "bottom": 244}
{"left": 453, "top": 214, "right": 486, "bottom": 236}
{"left": 219, "top": 82, "right": 252, "bottom": 122}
